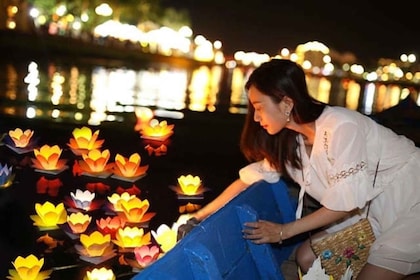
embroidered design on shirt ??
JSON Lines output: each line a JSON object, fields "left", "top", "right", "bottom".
{"left": 323, "top": 130, "right": 335, "bottom": 165}
{"left": 329, "top": 161, "right": 367, "bottom": 184}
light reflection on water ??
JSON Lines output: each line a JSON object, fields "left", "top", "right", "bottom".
{"left": 1, "top": 58, "right": 418, "bottom": 126}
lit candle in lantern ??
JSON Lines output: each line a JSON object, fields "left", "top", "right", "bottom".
{"left": 78, "top": 149, "right": 113, "bottom": 175}
{"left": 112, "top": 226, "right": 151, "bottom": 249}
{"left": 30, "top": 201, "right": 67, "bottom": 229}
{"left": 0, "top": 163, "right": 14, "bottom": 188}
{"left": 134, "top": 245, "right": 161, "bottom": 268}
{"left": 112, "top": 153, "right": 149, "bottom": 179}
{"left": 170, "top": 174, "right": 208, "bottom": 199}
{"left": 67, "top": 212, "right": 92, "bottom": 234}
{"left": 70, "top": 189, "right": 95, "bottom": 211}
{"left": 77, "top": 231, "right": 115, "bottom": 258}
{"left": 67, "top": 126, "right": 104, "bottom": 155}
{"left": 8, "top": 254, "right": 52, "bottom": 280}
{"left": 8, "top": 128, "right": 34, "bottom": 148}
{"left": 84, "top": 267, "right": 116, "bottom": 280}
{"left": 151, "top": 224, "right": 178, "bottom": 253}
{"left": 140, "top": 119, "right": 174, "bottom": 141}
{"left": 32, "top": 144, "right": 67, "bottom": 172}
{"left": 118, "top": 196, "right": 156, "bottom": 225}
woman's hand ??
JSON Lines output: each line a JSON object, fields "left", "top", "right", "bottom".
{"left": 243, "top": 220, "right": 283, "bottom": 244}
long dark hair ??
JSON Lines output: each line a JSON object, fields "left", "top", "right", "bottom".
{"left": 240, "top": 59, "right": 325, "bottom": 179}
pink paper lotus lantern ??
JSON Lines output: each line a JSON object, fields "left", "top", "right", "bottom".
{"left": 113, "top": 153, "right": 149, "bottom": 178}
{"left": 30, "top": 201, "right": 67, "bottom": 229}
{"left": 0, "top": 163, "right": 15, "bottom": 188}
{"left": 9, "top": 128, "right": 34, "bottom": 148}
{"left": 32, "top": 145, "right": 67, "bottom": 171}
{"left": 112, "top": 226, "right": 151, "bottom": 249}
{"left": 67, "top": 212, "right": 92, "bottom": 234}
{"left": 134, "top": 245, "right": 161, "bottom": 268}
{"left": 67, "top": 126, "right": 104, "bottom": 155}
{"left": 84, "top": 267, "right": 115, "bottom": 280}
{"left": 8, "top": 254, "right": 52, "bottom": 280}
{"left": 140, "top": 119, "right": 174, "bottom": 141}
{"left": 79, "top": 149, "right": 113, "bottom": 173}
{"left": 151, "top": 224, "right": 178, "bottom": 253}
{"left": 96, "top": 216, "right": 126, "bottom": 239}
{"left": 78, "top": 231, "right": 114, "bottom": 257}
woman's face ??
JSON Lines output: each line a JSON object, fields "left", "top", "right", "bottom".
{"left": 248, "top": 85, "right": 290, "bottom": 135}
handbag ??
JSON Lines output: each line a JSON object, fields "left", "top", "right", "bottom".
{"left": 310, "top": 162, "right": 379, "bottom": 279}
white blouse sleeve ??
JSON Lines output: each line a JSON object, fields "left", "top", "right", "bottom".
{"left": 320, "top": 121, "right": 377, "bottom": 211}
{"left": 239, "top": 158, "right": 281, "bottom": 185}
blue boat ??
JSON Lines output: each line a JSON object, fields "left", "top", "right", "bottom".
{"left": 133, "top": 179, "right": 298, "bottom": 280}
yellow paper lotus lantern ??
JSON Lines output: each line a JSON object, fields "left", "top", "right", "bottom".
{"left": 70, "top": 189, "right": 95, "bottom": 211}
{"left": 84, "top": 267, "right": 115, "bottom": 280}
{"left": 177, "top": 175, "right": 201, "bottom": 195}
{"left": 140, "top": 119, "right": 174, "bottom": 141}
{"left": 0, "top": 163, "right": 15, "bottom": 188}
{"left": 32, "top": 145, "right": 67, "bottom": 171}
{"left": 119, "top": 197, "right": 155, "bottom": 224}
{"left": 134, "top": 245, "right": 161, "bottom": 268}
{"left": 9, "top": 128, "right": 34, "bottom": 148}
{"left": 112, "top": 226, "right": 151, "bottom": 249}
{"left": 8, "top": 254, "right": 52, "bottom": 280}
{"left": 79, "top": 149, "right": 113, "bottom": 174}
{"left": 134, "top": 107, "right": 154, "bottom": 131}
{"left": 107, "top": 192, "right": 136, "bottom": 212}
{"left": 79, "top": 231, "right": 113, "bottom": 257}
{"left": 151, "top": 224, "right": 178, "bottom": 253}
{"left": 113, "top": 153, "right": 149, "bottom": 178}
{"left": 67, "top": 212, "right": 92, "bottom": 234}
{"left": 30, "top": 201, "right": 67, "bottom": 229}
{"left": 67, "top": 126, "right": 104, "bottom": 155}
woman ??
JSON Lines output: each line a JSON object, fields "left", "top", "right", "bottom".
{"left": 239, "top": 59, "right": 420, "bottom": 279}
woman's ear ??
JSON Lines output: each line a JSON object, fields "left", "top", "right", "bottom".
{"left": 282, "top": 96, "right": 294, "bottom": 109}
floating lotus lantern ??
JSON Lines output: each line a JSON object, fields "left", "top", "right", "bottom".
{"left": 96, "top": 216, "right": 126, "bottom": 239}
{"left": 140, "top": 119, "right": 174, "bottom": 141}
{"left": 8, "top": 254, "right": 52, "bottom": 280}
{"left": 170, "top": 174, "right": 208, "bottom": 198}
{"left": 77, "top": 231, "right": 115, "bottom": 259}
{"left": 30, "top": 201, "right": 67, "bottom": 229}
{"left": 78, "top": 149, "right": 113, "bottom": 176}
{"left": 84, "top": 267, "right": 116, "bottom": 280}
{"left": 118, "top": 196, "right": 156, "bottom": 225}
{"left": 66, "top": 212, "right": 92, "bottom": 234}
{"left": 32, "top": 144, "right": 67, "bottom": 172}
{"left": 36, "top": 233, "right": 64, "bottom": 253}
{"left": 70, "top": 189, "right": 95, "bottom": 211}
{"left": 134, "top": 245, "right": 161, "bottom": 268}
{"left": 151, "top": 224, "right": 178, "bottom": 253}
{"left": 112, "top": 226, "right": 151, "bottom": 249}
{"left": 8, "top": 128, "right": 34, "bottom": 148}
{"left": 67, "top": 126, "right": 104, "bottom": 155}
{"left": 0, "top": 163, "right": 14, "bottom": 188}
{"left": 112, "top": 153, "right": 148, "bottom": 180}
{"left": 134, "top": 107, "right": 154, "bottom": 131}
{"left": 107, "top": 192, "right": 136, "bottom": 212}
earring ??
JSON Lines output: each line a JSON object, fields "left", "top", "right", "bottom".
{"left": 285, "top": 111, "right": 290, "bottom": 122}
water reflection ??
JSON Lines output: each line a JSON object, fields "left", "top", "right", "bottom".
{"left": 1, "top": 59, "right": 420, "bottom": 127}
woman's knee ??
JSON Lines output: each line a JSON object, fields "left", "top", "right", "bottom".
{"left": 295, "top": 239, "right": 316, "bottom": 273}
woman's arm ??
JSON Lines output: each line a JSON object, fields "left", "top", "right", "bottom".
{"left": 243, "top": 206, "right": 349, "bottom": 244}
{"left": 193, "top": 178, "right": 250, "bottom": 221}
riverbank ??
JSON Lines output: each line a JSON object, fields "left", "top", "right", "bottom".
{"left": 1, "top": 29, "right": 213, "bottom": 68}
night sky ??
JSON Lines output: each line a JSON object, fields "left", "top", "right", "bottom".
{"left": 162, "top": 0, "right": 419, "bottom": 63}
